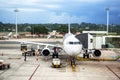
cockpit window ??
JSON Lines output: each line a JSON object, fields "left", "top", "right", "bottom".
{"left": 69, "top": 41, "right": 81, "bottom": 45}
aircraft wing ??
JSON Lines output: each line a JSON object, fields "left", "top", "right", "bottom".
{"left": 18, "top": 41, "right": 56, "bottom": 47}
{"left": 9, "top": 40, "right": 63, "bottom": 53}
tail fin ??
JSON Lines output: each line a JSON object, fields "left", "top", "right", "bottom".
{"left": 7, "top": 32, "right": 12, "bottom": 37}
{"left": 47, "top": 30, "right": 56, "bottom": 39}
{"left": 68, "top": 23, "right": 71, "bottom": 34}
{"left": 64, "top": 23, "right": 73, "bottom": 40}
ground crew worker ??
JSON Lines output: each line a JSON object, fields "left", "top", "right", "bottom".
{"left": 53, "top": 47, "right": 58, "bottom": 58}
{"left": 35, "top": 50, "right": 39, "bottom": 61}
{"left": 31, "top": 48, "right": 35, "bottom": 56}
{"left": 23, "top": 49, "right": 27, "bottom": 61}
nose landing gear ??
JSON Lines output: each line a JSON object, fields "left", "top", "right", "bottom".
{"left": 71, "top": 57, "right": 76, "bottom": 72}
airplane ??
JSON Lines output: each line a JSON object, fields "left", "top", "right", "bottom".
{"left": 0, "top": 32, "right": 12, "bottom": 40}
{"left": 12, "top": 24, "right": 83, "bottom": 67}
{"left": 47, "top": 30, "right": 57, "bottom": 39}
{"left": 9, "top": 24, "right": 106, "bottom": 69}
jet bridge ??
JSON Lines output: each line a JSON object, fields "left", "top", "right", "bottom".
{"left": 76, "top": 33, "right": 102, "bottom": 58}
{"left": 75, "top": 33, "right": 93, "bottom": 49}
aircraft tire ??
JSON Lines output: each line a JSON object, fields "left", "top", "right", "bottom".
{"left": 83, "top": 54, "right": 85, "bottom": 58}
{"left": 87, "top": 54, "right": 89, "bottom": 58}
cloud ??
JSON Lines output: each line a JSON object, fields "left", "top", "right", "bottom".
{"left": 43, "top": 4, "right": 60, "bottom": 9}
{"left": 0, "top": 0, "right": 40, "bottom": 5}
{"left": 76, "top": 0, "right": 105, "bottom": 3}
{"left": 47, "top": 12, "right": 70, "bottom": 23}
{"left": 19, "top": 8, "right": 46, "bottom": 12}
{"left": 0, "top": 0, "right": 62, "bottom": 12}
{"left": 46, "top": 12, "right": 89, "bottom": 23}
{"left": 0, "top": 0, "right": 120, "bottom": 24}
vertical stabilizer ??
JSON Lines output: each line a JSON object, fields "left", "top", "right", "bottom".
{"left": 7, "top": 32, "right": 12, "bottom": 37}
{"left": 64, "top": 23, "right": 73, "bottom": 40}
{"left": 68, "top": 23, "right": 71, "bottom": 34}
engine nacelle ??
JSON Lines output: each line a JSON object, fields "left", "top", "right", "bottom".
{"left": 93, "top": 50, "right": 101, "bottom": 57}
{"left": 41, "top": 48, "right": 50, "bottom": 56}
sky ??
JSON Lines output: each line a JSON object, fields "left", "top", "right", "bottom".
{"left": 0, "top": 0, "right": 120, "bottom": 24}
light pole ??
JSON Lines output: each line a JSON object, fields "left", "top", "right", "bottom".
{"left": 106, "top": 8, "right": 109, "bottom": 35}
{"left": 33, "top": 26, "right": 34, "bottom": 38}
{"left": 14, "top": 9, "right": 19, "bottom": 38}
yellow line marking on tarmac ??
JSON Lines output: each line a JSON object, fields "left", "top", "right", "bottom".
{"left": 75, "top": 56, "right": 120, "bottom": 61}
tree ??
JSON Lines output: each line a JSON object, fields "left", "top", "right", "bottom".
{"left": 57, "top": 24, "right": 68, "bottom": 35}
{"left": 31, "top": 25, "right": 49, "bottom": 35}
{"left": 0, "top": 22, "right": 4, "bottom": 32}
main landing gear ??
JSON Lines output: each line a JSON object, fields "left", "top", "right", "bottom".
{"left": 83, "top": 50, "right": 89, "bottom": 58}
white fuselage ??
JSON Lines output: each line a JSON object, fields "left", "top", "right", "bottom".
{"left": 63, "top": 33, "right": 82, "bottom": 56}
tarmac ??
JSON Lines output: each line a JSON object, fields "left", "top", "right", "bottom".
{"left": 0, "top": 38, "right": 120, "bottom": 80}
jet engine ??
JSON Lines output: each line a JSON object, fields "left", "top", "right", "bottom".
{"left": 41, "top": 48, "right": 50, "bottom": 56}
{"left": 93, "top": 50, "right": 101, "bottom": 57}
